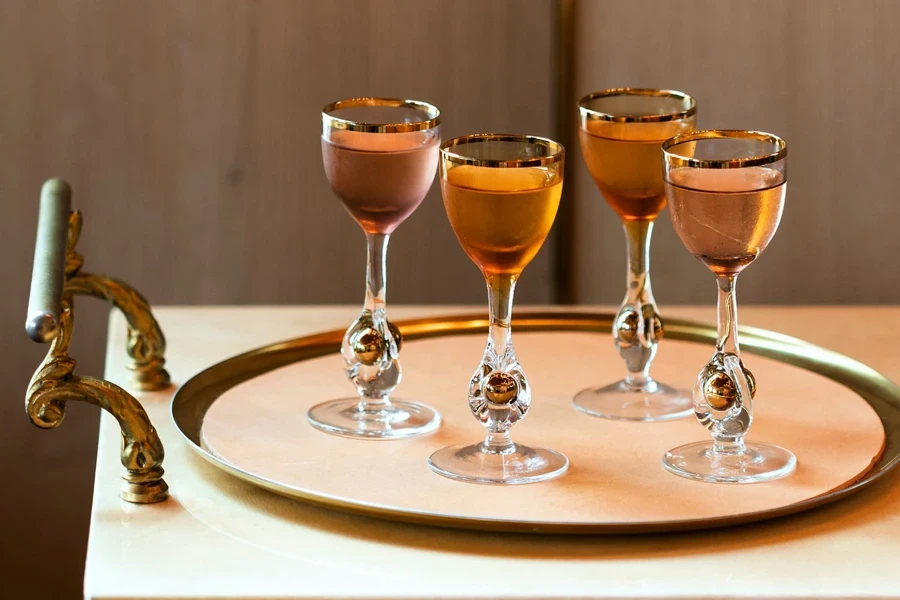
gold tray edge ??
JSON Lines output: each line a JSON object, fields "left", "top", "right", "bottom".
{"left": 170, "top": 311, "right": 900, "bottom": 535}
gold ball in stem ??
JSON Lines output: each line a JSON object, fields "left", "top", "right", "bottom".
{"left": 700, "top": 362, "right": 757, "bottom": 411}
{"left": 483, "top": 372, "right": 518, "bottom": 406}
{"left": 702, "top": 370, "right": 737, "bottom": 411}
{"left": 615, "top": 308, "right": 640, "bottom": 346}
{"left": 350, "top": 328, "right": 385, "bottom": 366}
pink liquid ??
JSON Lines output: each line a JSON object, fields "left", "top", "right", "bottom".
{"left": 322, "top": 130, "right": 439, "bottom": 234}
{"left": 667, "top": 166, "right": 786, "bottom": 275}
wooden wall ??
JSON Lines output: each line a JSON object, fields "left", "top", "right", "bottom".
{"left": 570, "top": 0, "right": 900, "bottom": 305}
{"left": 1, "top": 1, "right": 898, "bottom": 598}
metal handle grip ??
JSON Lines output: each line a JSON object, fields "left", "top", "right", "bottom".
{"left": 26, "top": 179, "right": 72, "bottom": 343}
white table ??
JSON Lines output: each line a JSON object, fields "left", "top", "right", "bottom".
{"left": 84, "top": 306, "right": 900, "bottom": 599}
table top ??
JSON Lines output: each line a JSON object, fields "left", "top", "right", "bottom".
{"left": 84, "top": 305, "right": 900, "bottom": 600}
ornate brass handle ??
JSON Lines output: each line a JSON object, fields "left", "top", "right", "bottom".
{"left": 25, "top": 179, "right": 169, "bottom": 503}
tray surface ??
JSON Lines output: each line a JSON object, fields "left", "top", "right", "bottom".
{"left": 171, "top": 312, "right": 900, "bottom": 534}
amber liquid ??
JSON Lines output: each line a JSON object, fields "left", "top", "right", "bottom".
{"left": 579, "top": 119, "right": 694, "bottom": 221}
{"left": 442, "top": 165, "right": 562, "bottom": 276}
{"left": 322, "top": 129, "right": 439, "bottom": 234}
{"left": 666, "top": 167, "right": 786, "bottom": 275}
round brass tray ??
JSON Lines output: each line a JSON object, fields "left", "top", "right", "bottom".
{"left": 171, "top": 311, "right": 900, "bottom": 534}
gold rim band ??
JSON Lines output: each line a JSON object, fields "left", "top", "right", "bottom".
{"left": 663, "top": 129, "right": 788, "bottom": 169}
{"left": 578, "top": 88, "right": 697, "bottom": 123}
{"left": 322, "top": 97, "right": 440, "bottom": 133}
{"left": 440, "top": 134, "right": 565, "bottom": 168}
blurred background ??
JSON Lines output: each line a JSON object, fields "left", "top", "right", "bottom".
{"left": 1, "top": 0, "right": 898, "bottom": 597}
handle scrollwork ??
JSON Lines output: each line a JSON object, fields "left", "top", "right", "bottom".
{"left": 25, "top": 179, "right": 169, "bottom": 503}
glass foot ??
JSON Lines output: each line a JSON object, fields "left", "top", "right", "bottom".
{"left": 428, "top": 442, "right": 569, "bottom": 485}
{"left": 573, "top": 379, "right": 692, "bottom": 422}
{"left": 662, "top": 440, "right": 797, "bottom": 483}
{"left": 307, "top": 398, "right": 441, "bottom": 440}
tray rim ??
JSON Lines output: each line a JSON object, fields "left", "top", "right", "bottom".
{"left": 170, "top": 310, "right": 900, "bottom": 534}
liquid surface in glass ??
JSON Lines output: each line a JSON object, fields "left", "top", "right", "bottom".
{"left": 580, "top": 119, "right": 694, "bottom": 221}
{"left": 322, "top": 129, "right": 439, "bottom": 234}
{"left": 667, "top": 166, "right": 786, "bottom": 275}
{"left": 442, "top": 165, "right": 562, "bottom": 276}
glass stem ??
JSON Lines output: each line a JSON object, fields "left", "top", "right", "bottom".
{"left": 622, "top": 219, "right": 656, "bottom": 384}
{"left": 365, "top": 232, "right": 389, "bottom": 314}
{"left": 624, "top": 219, "right": 653, "bottom": 293}
{"left": 483, "top": 431, "right": 515, "bottom": 453}
{"left": 715, "top": 274, "right": 739, "bottom": 356}
{"left": 713, "top": 274, "right": 748, "bottom": 454}
{"left": 486, "top": 273, "right": 515, "bottom": 359}
{"left": 484, "top": 273, "right": 516, "bottom": 452}
{"left": 360, "top": 232, "right": 392, "bottom": 409}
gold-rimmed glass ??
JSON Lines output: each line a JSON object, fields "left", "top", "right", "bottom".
{"left": 661, "top": 129, "right": 795, "bottom": 483}
{"left": 428, "top": 134, "right": 569, "bottom": 484}
{"left": 574, "top": 88, "right": 697, "bottom": 422}
{"left": 308, "top": 98, "right": 442, "bottom": 440}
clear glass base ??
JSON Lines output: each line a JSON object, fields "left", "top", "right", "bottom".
{"left": 573, "top": 379, "right": 692, "bottom": 422}
{"left": 307, "top": 398, "right": 441, "bottom": 440}
{"left": 428, "top": 441, "right": 569, "bottom": 485}
{"left": 662, "top": 440, "right": 797, "bottom": 483}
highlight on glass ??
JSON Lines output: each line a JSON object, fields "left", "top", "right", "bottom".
{"left": 428, "top": 134, "right": 569, "bottom": 484}
{"left": 574, "top": 88, "right": 697, "bottom": 422}
{"left": 661, "top": 129, "right": 795, "bottom": 483}
{"left": 308, "top": 98, "right": 442, "bottom": 440}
